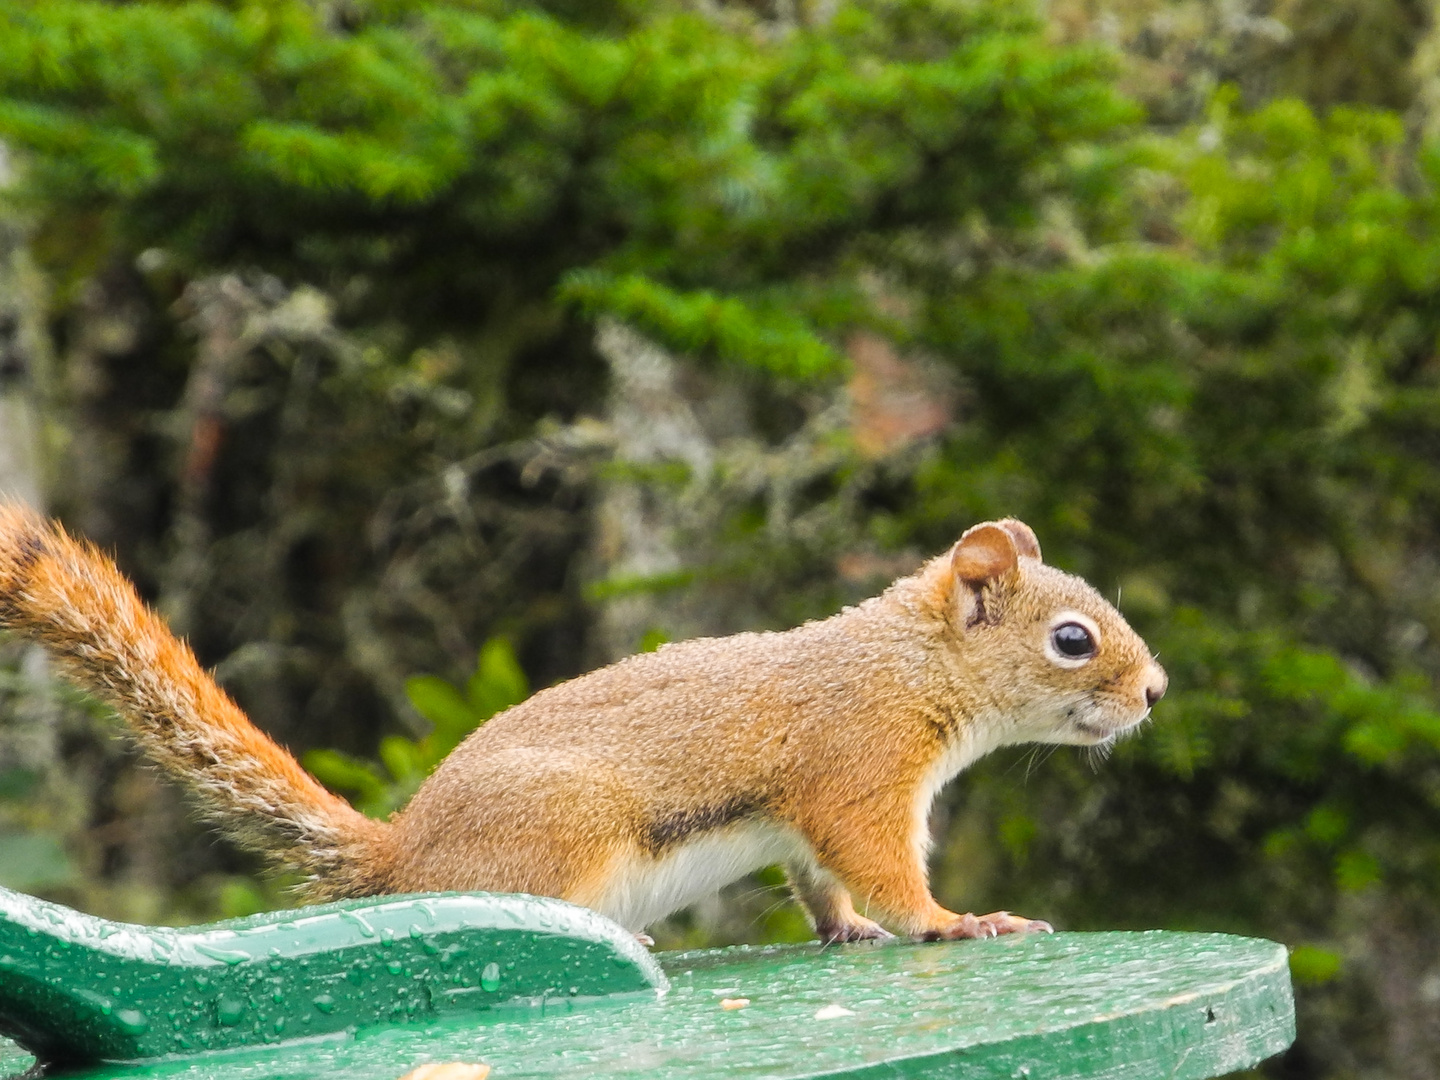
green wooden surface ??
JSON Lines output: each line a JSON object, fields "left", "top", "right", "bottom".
{"left": 0, "top": 886, "right": 662, "bottom": 1066}
{"left": 0, "top": 922, "right": 1295, "bottom": 1080}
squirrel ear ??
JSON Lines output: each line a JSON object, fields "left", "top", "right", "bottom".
{"left": 951, "top": 523, "right": 1019, "bottom": 585}
{"left": 950, "top": 522, "right": 1021, "bottom": 628}
{"left": 994, "top": 518, "right": 1041, "bottom": 563}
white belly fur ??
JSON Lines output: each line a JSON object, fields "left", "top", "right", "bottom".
{"left": 591, "top": 819, "right": 810, "bottom": 931}
{"left": 909, "top": 714, "right": 1015, "bottom": 867}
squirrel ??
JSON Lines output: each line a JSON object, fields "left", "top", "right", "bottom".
{"left": 0, "top": 504, "right": 1165, "bottom": 942}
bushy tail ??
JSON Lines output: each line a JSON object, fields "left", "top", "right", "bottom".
{"left": 0, "top": 503, "right": 388, "bottom": 897}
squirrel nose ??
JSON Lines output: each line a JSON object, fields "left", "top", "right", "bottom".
{"left": 1144, "top": 667, "right": 1168, "bottom": 708}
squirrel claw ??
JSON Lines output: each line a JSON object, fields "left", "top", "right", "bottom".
{"left": 633, "top": 932, "right": 656, "bottom": 947}
{"left": 817, "top": 917, "right": 895, "bottom": 944}
{"left": 926, "top": 910, "right": 1054, "bottom": 941}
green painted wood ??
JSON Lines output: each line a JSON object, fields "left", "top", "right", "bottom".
{"left": 0, "top": 1036, "right": 30, "bottom": 1079}
{"left": 0, "top": 886, "right": 664, "bottom": 1066}
{"left": 3, "top": 927, "right": 1295, "bottom": 1080}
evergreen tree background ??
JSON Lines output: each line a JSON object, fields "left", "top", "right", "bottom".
{"left": 4, "top": 1, "right": 1440, "bottom": 1075}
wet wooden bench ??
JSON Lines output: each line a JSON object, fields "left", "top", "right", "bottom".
{"left": 0, "top": 885, "right": 1294, "bottom": 1079}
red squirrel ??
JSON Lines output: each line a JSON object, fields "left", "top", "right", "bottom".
{"left": 0, "top": 505, "right": 1164, "bottom": 941}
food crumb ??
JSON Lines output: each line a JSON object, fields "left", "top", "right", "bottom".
{"left": 398, "top": 1063, "right": 491, "bottom": 1080}
{"left": 720, "top": 997, "right": 751, "bottom": 1010}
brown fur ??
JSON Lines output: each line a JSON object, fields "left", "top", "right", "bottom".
{"left": 0, "top": 505, "right": 1164, "bottom": 939}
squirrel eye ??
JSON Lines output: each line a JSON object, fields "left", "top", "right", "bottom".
{"left": 1051, "top": 622, "right": 1096, "bottom": 659}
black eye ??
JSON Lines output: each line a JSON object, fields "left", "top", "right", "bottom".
{"left": 1051, "top": 622, "right": 1096, "bottom": 659}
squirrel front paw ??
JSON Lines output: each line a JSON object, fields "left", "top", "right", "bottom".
{"left": 815, "top": 915, "right": 896, "bottom": 944}
{"left": 923, "top": 911, "right": 1054, "bottom": 940}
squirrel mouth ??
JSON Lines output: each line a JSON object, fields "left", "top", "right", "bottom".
{"left": 1072, "top": 709, "right": 1149, "bottom": 742}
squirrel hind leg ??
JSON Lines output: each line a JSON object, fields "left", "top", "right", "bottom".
{"left": 787, "top": 860, "right": 894, "bottom": 943}
{"left": 384, "top": 748, "right": 639, "bottom": 906}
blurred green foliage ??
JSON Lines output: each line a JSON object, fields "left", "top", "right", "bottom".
{"left": 3, "top": 0, "right": 1440, "bottom": 1075}
{"left": 912, "top": 93, "right": 1440, "bottom": 1077}
{"left": 305, "top": 637, "right": 527, "bottom": 816}
{"left": 0, "top": 0, "right": 1129, "bottom": 370}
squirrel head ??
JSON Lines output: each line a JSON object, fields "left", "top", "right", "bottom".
{"left": 920, "top": 518, "right": 1167, "bottom": 748}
